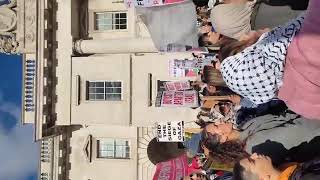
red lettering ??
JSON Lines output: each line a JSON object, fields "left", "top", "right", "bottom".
{"left": 184, "top": 94, "right": 194, "bottom": 104}
{"left": 162, "top": 92, "right": 173, "bottom": 105}
{"left": 173, "top": 96, "right": 183, "bottom": 105}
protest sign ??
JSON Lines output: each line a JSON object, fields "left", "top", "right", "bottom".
{"left": 155, "top": 90, "right": 199, "bottom": 108}
{"left": 169, "top": 58, "right": 212, "bottom": 77}
{"left": 152, "top": 153, "right": 188, "bottom": 180}
{"left": 164, "top": 81, "right": 191, "bottom": 91}
{"left": 156, "top": 121, "right": 184, "bottom": 142}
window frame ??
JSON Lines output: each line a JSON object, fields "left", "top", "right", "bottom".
{"left": 86, "top": 80, "right": 123, "bottom": 101}
{"left": 93, "top": 11, "right": 128, "bottom": 32}
{"left": 96, "top": 138, "right": 130, "bottom": 159}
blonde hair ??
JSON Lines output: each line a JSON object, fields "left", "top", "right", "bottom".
{"left": 218, "top": 35, "right": 261, "bottom": 62}
{"left": 203, "top": 66, "right": 226, "bottom": 86}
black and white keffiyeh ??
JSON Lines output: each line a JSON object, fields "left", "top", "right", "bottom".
{"left": 220, "top": 15, "right": 304, "bottom": 104}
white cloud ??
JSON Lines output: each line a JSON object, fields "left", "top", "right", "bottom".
{"left": 0, "top": 91, "right": 21, "bottom": 122}
{"left": 0, "top": 98, "right": 38, "bottom": 180}
{"left": 0, "top": 102, "right": 21, "bottom": 122}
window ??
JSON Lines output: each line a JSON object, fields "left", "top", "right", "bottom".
{"left": 94, "top": 12, "right": 127, "bottom": 31}
{"left": 87, "top": 81, "right": 122, "bottom": 101}
{"left": 97, "top": 139, "right": 130, "bottom": 159}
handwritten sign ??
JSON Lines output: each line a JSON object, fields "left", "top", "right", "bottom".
{"left": 157, "top": 121, "right": 184, "bottom": 142}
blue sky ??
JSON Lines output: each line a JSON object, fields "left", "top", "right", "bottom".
{"left": 0, "top": 54, "right": 38, "bottom": 180}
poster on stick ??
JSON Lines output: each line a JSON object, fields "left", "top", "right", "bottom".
{"left": 156, "top": 121, "right": 184, "bottom": 142}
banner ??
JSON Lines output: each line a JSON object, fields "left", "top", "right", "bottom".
{"left": 155, "top": 90, "right": 199, "bottom": 108}
{"left": 125, "top": 0, "right": 185, "bottom": 8}
{"left": 157, "top": 121, "right": 184, "bottom": 142}
{"left": 152, "top": 154, "right": 188, "bottom": 180}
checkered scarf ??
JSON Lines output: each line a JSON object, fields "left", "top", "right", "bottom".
{"left": 220, "top": 15, "right": 304, "bottom": 104}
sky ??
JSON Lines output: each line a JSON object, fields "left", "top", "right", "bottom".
{"left": 0, "top": 54, "right": 38, "bottom": 180}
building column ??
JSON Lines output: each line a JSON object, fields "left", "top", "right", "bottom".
{"left": 73, "top": 38, "right": 158, "bottom": 54}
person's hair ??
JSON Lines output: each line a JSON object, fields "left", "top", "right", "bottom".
{"left": 202, "top": 21, "right": 212, "bottom": 27}
{"left": 201, "top": 131, "right": 249, "bottom": 166}
{"left": 233, "top": 161, "right": 246, "bottom": 180}
{"left": 202, "top": 85, "right": 234, "bottom": 96}
{"left": 198, "top": 11, "right": 211, "bottom": 18}
{"left": 198, "top": 33, "right": 222, "bottom": 47}
{"left": 218, "top": 35, "right": 262, "bottom": 62}
{"left": 208, "top": 141, "right": 249, "bottom": 166}
{"left": 202, "top": 66, "right": 226, "bottom": 86}
{"left": 217, "top": 36, "right": 245, "bottom": 61}
{"left": 197, "top": 18, "right": 203, "bottom": 24}
{"left": 196, "top": 118, "right": 209, "bottom": 128}
{"left": 198, "top": 33, "right": 211, "bottom": 47}
{"left": 193, "top": 0, "right": 209, "bottom": 8}
{"left": 233, "top": 161, "right": 260, "bottom": 180}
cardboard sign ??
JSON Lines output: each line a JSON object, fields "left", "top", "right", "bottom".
{"left": 156, "top": 90, "right": 199, "bottom": 108}
{"left": 164, "top": 81, "right": 191, "bottom": 91}
{"left": 153, "top": 153, "right": 188, "bottom": 180}
{"left": 125, "top": 0, "right": 184, "bottom": 8}
{"left": 157, "top": 121, "right": 184, "bottom": 142}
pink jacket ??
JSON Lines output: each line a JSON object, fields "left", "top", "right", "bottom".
{"left": 279, "top": 0, "right": 320, "bottom": 119}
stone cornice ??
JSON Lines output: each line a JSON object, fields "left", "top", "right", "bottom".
{"left": 17, "top": 0, "right": 37, "bottom": 53}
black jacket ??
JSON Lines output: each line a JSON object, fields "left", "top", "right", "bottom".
{"left": 290, "top": 158, "right": 320, "bottom": 180}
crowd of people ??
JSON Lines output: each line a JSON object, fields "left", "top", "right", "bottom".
{"left": 174, "top": 0, "right": 320, "bottom": 179}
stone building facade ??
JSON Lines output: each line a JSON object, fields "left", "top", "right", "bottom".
{"left": 0, "top": 0, "right": 198, "bottom": 179}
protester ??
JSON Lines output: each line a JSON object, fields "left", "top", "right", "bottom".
{"left": 252, "top": 1, "right": 305, "bottom": 30}
{"left": 202, "top": 66, "right": 226, "bottom": 86}
{"left": 202, "top": 111, "right": 320, "bottom": 166}
{"left": 233, "top": 153, "right": 320, "bottom": 180}
{"left": 217, "top": 0, "right": 320, "bottom": 119}
{"left": 235, "top": 99, "right": 287, "bottom": 125}
{"left": 198, "top": 31, "right": 222, "bottom": 46}
{"left": 210, "top": 0, "right": 307, "bottom": 40}
{"left": 210, "top": 0, "right": 256, "bottom": 40}
{"left": 199, "top": 22, "right": 214, "bottom": 34}
{"left": 277, "top": 0, "right": 320, "bottom": 119}
{"left": 197, "top": 102, "right": 238, "bottom": 127}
